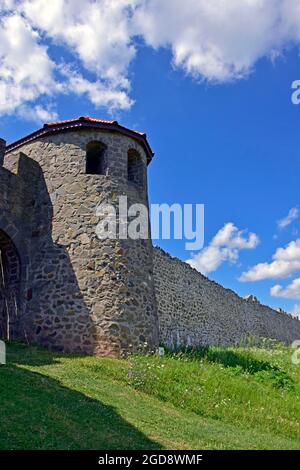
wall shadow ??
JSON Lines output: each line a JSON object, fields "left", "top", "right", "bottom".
{"left": 1, "top": 344, "right": 161, "bottom": 450}
{"left": 170, "top": 346, "right": 294, "bottom": 390}
{"left": 174, "top": 346, "right": 288, "bottom": 374}
{"left": 1, "top": 152, "right": 100, "bottom": 354}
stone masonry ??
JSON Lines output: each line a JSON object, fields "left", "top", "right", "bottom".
{"left": 0, "top": 117, "right": 158, "bottom": 356}
{"left": 1, "top": 116, "right": 300, "bottom": 356}
{"left": 154, "top": 247, "right": 300, "bottom": 348}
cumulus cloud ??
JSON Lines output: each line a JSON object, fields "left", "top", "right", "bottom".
{"left": 59, "top": 66, "right": 133, "bottom": 111}
{"left": 21, "top": 0, "right": 136, "bottom": 87}
{"left": 17, "top": 104, "right": 58, "bottom": 123}
{"left": 133, "top": 0, "right": 300, "bottom": 82}
{"left": 187, "top": 222, "right": 259, "bottom": 275}
{"left": 3, "top": 1, "right": 300, "bottom": 120}
{"left": 271, "top": 278, "right": 300, "bottom": 300}
{"left": 0, "top": 12, "right": 57, "bottom": 118}
{"left": 277, "top": 207, "right": 299, "bottom": 229}
{"left": 240, "top": 239, "right": 300, "bottom": 282}
{"left": 0, "top": 0, "right": 136, "bottom": 120}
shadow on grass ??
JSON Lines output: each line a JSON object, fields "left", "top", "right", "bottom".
{"left": 0, "top": 343, "right": 161, "bottom": 450}
{"left": 194, "top": 347, "right": 277, "bottom": 374}
{"left": 171, "top": 346, "right": 294, "bottom": 390}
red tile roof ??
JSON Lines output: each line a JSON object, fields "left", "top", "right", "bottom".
{"left": 5, "top": 116, "right": 154, "bottom": 161}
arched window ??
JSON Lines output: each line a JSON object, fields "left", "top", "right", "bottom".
{"left": 128, "top": 149, "right": 144, "bottom": 187}
{"left": 86, "top": 141, "right": 106, "bottom": 175}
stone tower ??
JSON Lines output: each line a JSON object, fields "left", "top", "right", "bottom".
{"left": 0, "top": 117, "right": 159, "bottom": 356}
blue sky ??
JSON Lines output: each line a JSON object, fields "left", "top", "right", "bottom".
{"left": 2, "top": 1, "right": 300, "bottom": 315}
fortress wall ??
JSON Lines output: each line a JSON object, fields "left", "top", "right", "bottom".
{"left": 153, "top": 247, "right": 300, "bottom": 348}
{"left": 4, "top": 122, "right": 300, "bottom": 357}
{"left": 0, "top": 153, "right": 43, "bottom": 338}
{"left": 4, "top": 131, "right": 158, "bottom": 355}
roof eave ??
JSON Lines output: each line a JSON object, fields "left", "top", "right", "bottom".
{"left": 5, "top": 119, "right": 154, "bottom": 162}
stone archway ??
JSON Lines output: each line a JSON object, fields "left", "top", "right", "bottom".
{"left": 0, "top": 230, "right": 21, "bottom": 340}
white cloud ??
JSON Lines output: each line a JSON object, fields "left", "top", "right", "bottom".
{"left": 0, "top": 0, "right": 136, "bottom": 120}
{"left": 17, "top": 104, "right": 58, "bottom": 123}
{"left": 3, "top": 1, "right": 300, "bottom": 120}
{"left": 271, "top": 278, "right": 300, "bottom": 300}
{"left": 21, "top": 0, "right": 137, "bottom": 87}
{"left": 240, "top": 239, "right": 300, "bottom": 282}
{"left": 133, "top": 0, "right": 300, "bottom": 82}
{"left": 277, "top": 207, "right": 299, "bottom": 229}
{"left": 0, "top": 13, "right": 57, "bottom": 116}
{"left": 60, "top": 66, "right": 133, "bottom": 111}
{"left": 187, "top": 222, "right": 259, "bottom": 275}
{"left": 0, "top": 0, "right": 16, "bottom": 8}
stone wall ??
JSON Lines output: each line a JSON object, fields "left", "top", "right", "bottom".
{"left": 153, "top": 247, "right": 300, "bottom": 348}
{"left": 0, "top": 151, "right": 43, "bottom": 339}
{"left": 3, "top": 123, "right": 300, "bottom": 358}
{"left": 3, "top": 129, "right": 158, "bottom": 356}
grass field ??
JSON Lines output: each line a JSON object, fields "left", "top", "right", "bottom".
{"left": 1, "top": 341, "right": 300, "bottom": 450}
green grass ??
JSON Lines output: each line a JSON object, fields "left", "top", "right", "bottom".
{"left": 1, "top": 342, "right": 300, "bottom": 449}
